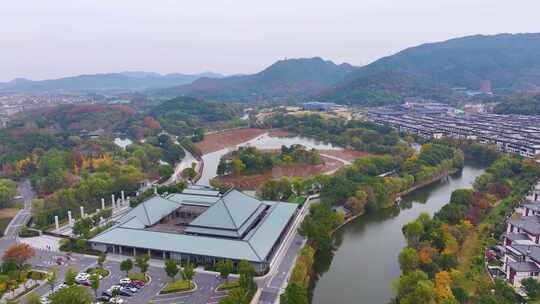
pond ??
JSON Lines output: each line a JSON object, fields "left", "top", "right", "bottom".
{"left": 198, "top": 133, "right": 341, "bottom": 186}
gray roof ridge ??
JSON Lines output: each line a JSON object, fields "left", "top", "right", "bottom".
{"left": 141, "top": 198, "right": 153, "bottom": 226}
{"left": 224, "top": 189, "right": 265, "bottom": 229}
{"left": 220, "top": 198, "right": 239, "bottom": 230}
{"left": 246, "top": 240, "right": 264, "bottom": 262}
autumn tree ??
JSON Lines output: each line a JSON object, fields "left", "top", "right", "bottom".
{"left": 2, "top": 244, "right": 36, "bottom": 269}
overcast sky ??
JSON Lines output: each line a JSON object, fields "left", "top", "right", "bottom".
{"left": 1, "top": 0, "right": 539, "bottom": 81}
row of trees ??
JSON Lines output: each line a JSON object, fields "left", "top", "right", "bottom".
{"left": 266, "top": 114, "right": 408, "bottom": 155}
{"left": 0, "top": 179, "right": 17, "bottom": 209}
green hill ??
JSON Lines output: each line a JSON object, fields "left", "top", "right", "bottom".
{"left": 319, "top": 33, "right": 540, "bottom": 105}
{"left": 168, "top": 57, "right": 357, "bottom": 102}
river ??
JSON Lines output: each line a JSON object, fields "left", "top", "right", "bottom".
{"left": 198, "top": 133, "right": 341, "bottom": 186}
{"left": 310, "top": 164, "right": 486, "bottom": 304}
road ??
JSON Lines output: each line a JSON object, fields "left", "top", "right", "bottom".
{"left": 257, "top": 195, "right": 319, "bottom": 304}
{"left": 0, "top": 180, "right": 35, "bottom": 253}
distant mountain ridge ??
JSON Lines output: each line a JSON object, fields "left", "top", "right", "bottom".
{"left": 318, "top": 33, "right": 540, "bottom": 105}
{"left": 0, "top": 71, "right": 223, "bottom": 93}
{"left": 166, "top": 57, "right": 357, "bottom": 101}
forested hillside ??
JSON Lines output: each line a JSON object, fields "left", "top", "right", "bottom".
{"left": 319, "top": 33, "right": 540, "bottom": 105}
{"left": 167, "top": 57, "right": 356, "bottom": 101}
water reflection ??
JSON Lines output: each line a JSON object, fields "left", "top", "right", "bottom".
{"left": 310, "top": 164, "right": 485, "bottom": 304}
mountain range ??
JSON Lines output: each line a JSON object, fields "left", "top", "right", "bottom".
{"left": 164, "top": 57, "right": 356, "bottom": 101}
{"left": 0, "top": 71, "right": 223, "bottom": 93}
{"left": 4, "top": 33, "right": 540, "bottom": 106}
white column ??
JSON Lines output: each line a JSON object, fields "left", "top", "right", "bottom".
{"left": 68, "top": 211, "right": 73, "bottom": 225}
{"left": 101, "top": 198, "right": 105, "bottom": 210}
{"left": 154, "top": 185, "right": 158, "bottom": 195}
{"left": 112, "top": 194, "right": 116, "bottom": 209}
{"left": 127, "top": 197, "right": 130, "bottom": 206}
{"left": 99, "top": 216, "right": 104, "bottom": 226}
{"left": 54, "top": 216, "right": 59, "bottom": 230}
{"left": 121, "top": 190, "right": 125, "bottom": 204}
{"left": 80, "top": 206, "right": 85, "bottom": 218}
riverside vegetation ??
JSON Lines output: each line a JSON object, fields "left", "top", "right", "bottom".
{"left": 395, "top": 146, "right": 540, "bottom": 304}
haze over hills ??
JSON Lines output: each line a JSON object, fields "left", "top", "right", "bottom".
{"left": 0, "top": 71, "right": 223, "bottom": 93}
{"left": 319, "top": 33, "right": 540, "bottom": 105}
{"left": 165, "top": 57, "right": 357, "bottom": 101}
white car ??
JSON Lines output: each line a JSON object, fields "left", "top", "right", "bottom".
{"left": 109, "top": 297, "right": 124, "bottom": 304}
{"left": 119, "top": 278, "right": 131, "bottom": 285}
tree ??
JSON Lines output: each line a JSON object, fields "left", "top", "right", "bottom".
{"left": 72, "top": 217, "right": 93, "bottom": 238}
{"left": 393, "top": 270, "right": 436, "bottom": 304}
{"left": 181, "top": 166, "right": 197, "bottom": 183}
{"left": 522, "top": 277, "right": 540, "bottom": 299}
{"left": 120, "top": 258, "right": 133, "bottom": 276}
{"left": 280, "top": 282, "right": 308, "bottom": 304}
{"left": 97, "top": 252, "right": 106, "bottom": 269}
{"left": 2, "top": 244, "right": 36, "bottom": 269}
{"left": 182, "top": 262, "right": 195, "bottom": 285}
{"left": 49, "top": 285, "right": 92, "bottom": 304}
{"left": 399, "top": 247, "right": 419, "bottom": 274}
{"left": 47, "top": 268, "right": 58, "bottom": 292}
{"left": 135, "top": 254, "right": 150, "bottom": 274}
{"left": 164, "top": 259, "right": 179, "bottom": 282}
{"left": 65, "top": 267, "right": 78, "bottom": 286}
{"left": 90, "top": 274, "right": 100, "bottom": 297}
{"left": 216, "top": 260, "right": 234, "bottom": 282}
{"left": 26, "top": 292, "right": 42, "bottom": 304}
{"left": 238, "top": 260, "right": 256, "bottom": 292}
{"left": 231, "top": 159, "right": 246, "bottom": 176}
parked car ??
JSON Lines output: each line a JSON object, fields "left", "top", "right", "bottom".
{"left": 108, "top": 285, "right": 132, "bottom": 297}
{"left": 109, "top": 297, "right": 124, "bottom": 304}
{"left": 131, "top": 280, "right": 145, "bottom": 287}
{"left": 119, "top": 278, "right": 131, "bottom": 285}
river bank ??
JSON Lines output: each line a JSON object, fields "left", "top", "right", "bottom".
{"left": 310, "top": 164, "right": 486, "bottom": 304}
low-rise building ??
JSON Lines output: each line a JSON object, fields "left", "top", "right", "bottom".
{"left": 89, "top": 186, "right": 298, "bottom": 273}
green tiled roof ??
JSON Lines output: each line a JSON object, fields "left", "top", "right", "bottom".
{"left": 90, "top": 188, "right": 298, "bottom": 263}
{"left": 91, "top": 227, "right": 264, "bottom": 262}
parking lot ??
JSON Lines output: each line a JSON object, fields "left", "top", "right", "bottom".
{"left": 23, "top": 249, "right": 232, "bottom": 304}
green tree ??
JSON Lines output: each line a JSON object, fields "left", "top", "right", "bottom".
{"left": 164, "top": 259, "right": 179, "bottom": 282}
{"left": 522, "top": 277, "right": 540, "bottom": 299}
{"left": 89, "top": 274, "right": 99, "bottom": 297}
{"left": 47, "top": 268, "right": 58, "bottom": 292}
{"left": 399, "top": 247, "right": 419, "bottom": 273}
{"left": 280, "top": 282, "right": 308, "bottom": 304}
{"left": 49, "top": 285, "right": 92, "bottom": 304}
{"left": 393, "top": 270, "right": 436, "bottom": 304}
{"left": 182, "top": 262, "right": 195, "bottom": 285}
{"left": 238, "top": 260, "right": 256, "bottom": 292}
{"left": 216, "top": 260, "right": 234, "bottom": 282}
{"left": 26, "top": 292, "right": 42, "bottom": 304}
{"left": 97, "top": 252, "right": 106, "bottom": 269}
{"left": 135, "top": 254, "right": 150, "bottom": 274}
{"left": 120, "top": 258, "right": 133, "bottom": 276}
{"left": 65, "top": 267, "right": 78, "bottom": 286}
{"left": 231, "top": 159, "right": 246, "bottom": 176}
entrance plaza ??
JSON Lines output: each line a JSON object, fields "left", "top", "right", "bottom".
{"left": 89, "top": 186, "right": 298, "bottom": 273}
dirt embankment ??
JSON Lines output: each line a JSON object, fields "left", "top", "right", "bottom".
{"left": 195, "top": 128, "right": 268, "bottom": 154}
{"left": 319, "top": 149, "right": 370, "bottom": 162}
{"left": 212, "top": 155, "right": 342, "bottom": 190}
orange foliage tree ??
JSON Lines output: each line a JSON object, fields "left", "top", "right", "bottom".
{"left": 2, "top": 243, "right": 36, "bottom": 268}
{"left": 144, "top": 116, "right": 161, "bottom": 129}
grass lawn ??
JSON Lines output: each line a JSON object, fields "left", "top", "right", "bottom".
{"left": 86, "top": 267, "right": 110, "bottom": 279}
{"left": 128, "top": 272, "right": 149, "bottom": 283}
{"left": 0, "top": 208, "right": 19, "bottom": 236}
{"left": 217, "top": 280, "right": 239, "bottom": 291}
{"left": 288, "top": 196, "right": 306, "bottom": 205}
{"left": 160, "top": 280, "right": 195, "bottom": 294}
